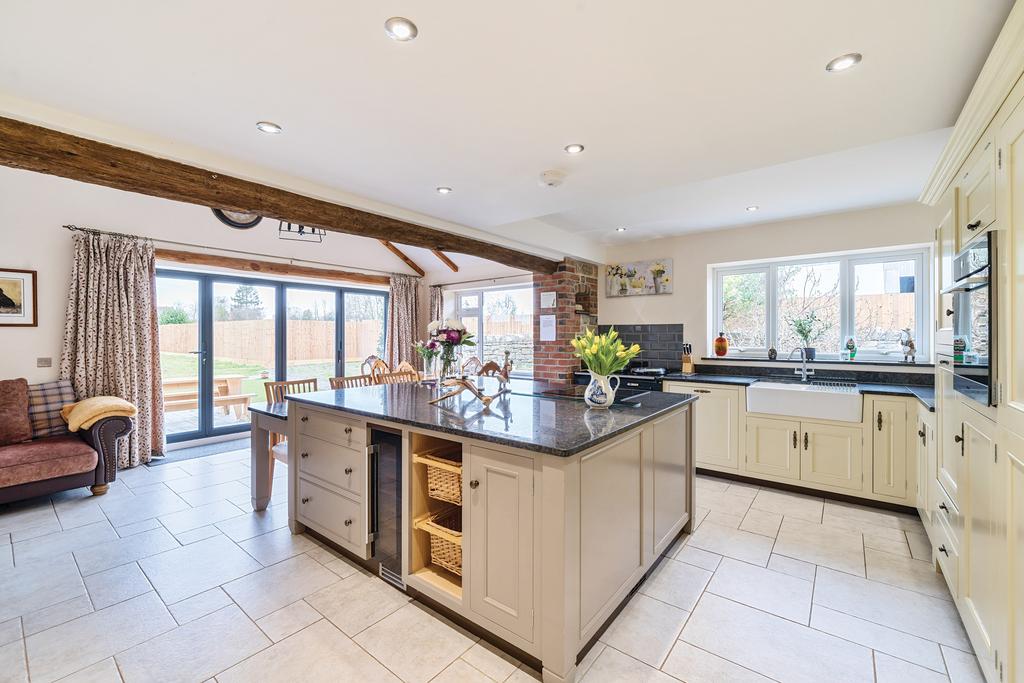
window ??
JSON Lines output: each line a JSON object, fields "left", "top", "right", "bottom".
{"left": 711, "top": 247, "right": 929, "bottom": 360}
{"left": 447, "top": 285, "right": 534, "bottom": 375}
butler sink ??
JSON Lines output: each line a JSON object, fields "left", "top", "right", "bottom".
{"left": 746, "top": 381, "right": 863, "bottom": 423}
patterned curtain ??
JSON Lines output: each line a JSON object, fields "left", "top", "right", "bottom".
{"left": 60, "top": 231, "right": 164, "bottom": 467}
{"left": 385, "top": 273, "right": 419, "bottom": 367}
{"left": 429, "top": 285, "right": 443, "bottom": 325}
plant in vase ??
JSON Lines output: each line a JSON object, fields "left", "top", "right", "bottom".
{"left": 787, "top": 312, "right": 822, "bottom": 360}
{"left": 570, "top": 327, "right": 641, "bottom": 408}
{"left": 650, "top": 262, "right": 667, "bottom": 293}
{"left": 413, "top": 339, "right": 441, "bottom": 377}
{"left": 427, "top": 319, "right": 476, "bottom": 378}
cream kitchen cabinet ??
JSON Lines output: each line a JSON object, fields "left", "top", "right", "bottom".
{"left": 958, "top": 134, "right": 997, "bottom": 250}
{"left": 745, "top": 416, "right": 801, "bottom": 480}
{"left": 664, "top": 382, "right": 740, "bottom": 471}
{"left": 916, "top": 405, "right": 937, "bottom": 530}
{"left": 1003, "top": 426, "right": 1024, "bottom": 683}
{"left": 467, "top": 445, "right": 535, "bottom": 643}
{"left": 870, "top": 397, "right": 909, "bottom": 500}
{"left": 998, "top": 87, "right": 1024, "bottom": 439}
{"left": 935, "top": 184, "right": 957, "bottom": 352}
{"left": 650, "top": 409, "right": 692, "bottom": 554}
{"left": 936, "top": 358, "right": 964, "bottom": 510}
{"left": 800, "top": 422, "right": 864, "bottom": 492}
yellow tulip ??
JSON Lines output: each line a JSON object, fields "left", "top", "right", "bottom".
{"left": 608, "top": 330, "right": 618, "bottom": 340}
{"left": 616, "top": 350, "right": 626, "bottom": 357}
{"left": 590, "top": 344, "right": 599, "bottom": 354}
{"left": 630, "top": 344, "right": 640, "bottom": 353}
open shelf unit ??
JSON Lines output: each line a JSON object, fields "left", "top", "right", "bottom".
{"left": 409, "top": 432, "right": 464, "bottom": 603}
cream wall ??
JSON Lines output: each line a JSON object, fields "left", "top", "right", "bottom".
{"left": 598, "top": 203, "right": 934, "bottom": 356}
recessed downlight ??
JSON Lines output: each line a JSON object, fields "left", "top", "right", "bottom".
{"left": 825, "top": 52, "right": 862, "bottom": 72}
{"left": 256, "top": 121, "right": 282, "bottom": 134}
{"left": 384, "top": 17, "right": 418, "bottom": 41}
{"left": 746, "top": 205, "right": 759, "bottom": 212}
{"left": 436, "top": 186, "right": 453, "bottom": 195}
{"left": 564, "top": 143, "right": 585, "bottom": 155}
{"left": 615, "top": 227, "right": 627, "bottom": 232}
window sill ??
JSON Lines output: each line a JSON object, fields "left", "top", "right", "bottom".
{"left": 701, "top": 356, "right": 934, "bottom": 368}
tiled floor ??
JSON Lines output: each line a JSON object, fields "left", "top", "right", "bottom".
{"left": 0, "top": 452, "right": 985, "bottom": 683}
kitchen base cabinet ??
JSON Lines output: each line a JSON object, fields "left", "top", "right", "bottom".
{"left": 800, "top": 422, "right": 863, "bottom": 492}
{"left": 936, "top": 358, "right": 963, "bottom": 510}
{"left": 745, "top": 416, "right": 800, "bottom": 480}
{"left": 1003, "top": 427, "right": 1024, "bottom": 683}
{"left": 871, "top": 398, "right": 909, "bottom": 500}
{"left": 665, "top": 382, "right": 740, "bottom": 471}
{"left": 916, "top": 406, "right": 937, "bottom": 531}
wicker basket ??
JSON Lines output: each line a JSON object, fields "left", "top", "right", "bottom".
{"left": 415, "top": 506, "right": 463, "bottom": 576}
{"left": 412, "top": 447, "right": 463, "bottom": 505}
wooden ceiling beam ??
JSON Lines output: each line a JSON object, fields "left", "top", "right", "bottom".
{"left": 0, "top": 116, "right": 560, "bottom": 274}
{"left": 432, "top": 249, "right": 459, "bottom": 272}
{"left": 378, "top": 240, "right": 425, "bottom": 276}
{"left": 154, "top": 248, "right": 390, "bottom": 286}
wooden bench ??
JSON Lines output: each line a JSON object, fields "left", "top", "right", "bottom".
{"left": 164, "top": 393, "right": 252, "bottom": 419}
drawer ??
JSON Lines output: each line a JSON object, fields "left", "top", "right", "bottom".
{"left": 298, "top": 478, "right": 365, "bottom": 548}
{"left": 957, "top": 139, "right": 996, "bottom": 249}
{"left": 932, "top": 476, "right": 963, "bottom": 551}
{"left": 296, "top": 434, "right": 365, "bottom": 497}
{"left": 295, "top": 407, "right": 365, "bottom": 449}
{"left": 931, "top": 517, "right": 959, "bottom": 599}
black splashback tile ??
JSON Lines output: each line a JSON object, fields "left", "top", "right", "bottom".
{"left": 598, "top": 323, "right": 686, "bottom": 368}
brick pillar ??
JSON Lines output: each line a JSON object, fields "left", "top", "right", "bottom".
{"left": 532, "top": 258, "right": 599, "bottom": 383}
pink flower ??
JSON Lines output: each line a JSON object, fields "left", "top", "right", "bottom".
{"left": 446, "top": 330, "right": 461, "bottom": 344}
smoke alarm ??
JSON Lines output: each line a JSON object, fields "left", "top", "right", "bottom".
{"left": 538, "top": 169, "right": 568, "bottom": 188}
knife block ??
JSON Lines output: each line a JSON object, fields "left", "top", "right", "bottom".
{"left": 680, "top": 353, "right": 695, "bottom": 375}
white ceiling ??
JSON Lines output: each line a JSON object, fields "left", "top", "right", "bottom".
{"left": 0, "top": 1, "right": 1013, "bottom": 252}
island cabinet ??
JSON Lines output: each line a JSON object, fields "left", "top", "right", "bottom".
{"left": 664, "top": 382, "right": 740, "bottom": 471}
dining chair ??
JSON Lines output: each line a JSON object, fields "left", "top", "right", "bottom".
{"left": 376, "top": 370, "right": 418, "bottom": 385}
{"left": 262, "top": 378, "right": 319, "bottom": 461}
{"left": 329, "top": 374, "right": 376, "bottom": 389}
{"left": 395, "top": 360, "right": 421, "bottom": 379}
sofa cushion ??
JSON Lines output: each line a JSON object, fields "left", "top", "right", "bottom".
{"left": 0, "top": 435, "right": 98, "bottom": 488}
{"left": 0, "top": 378, "right": 32, "bottom": 446}
{"left": 28, "top": 379, "right": 75, "bottom": 439}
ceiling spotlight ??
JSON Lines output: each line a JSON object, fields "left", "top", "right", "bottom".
{"left": 564, "top": 144, "right": 585, "bottom": 155}
{"left": 825, "top": 52, "right": 862, "bottom": 72}
{"left": 256, "top": 121, "right": 282, "bottom": 134}
{"left": 746, "top": 205, "right": 759, "bottom": 212}
{"left": 384, "top": 17, "right": 418, "bottom": 41}
{"left": 436, "top": 186, "right": 452, "bottom": 195}
{"left": 616, "top": 227, "right": 628, "bottom": 232}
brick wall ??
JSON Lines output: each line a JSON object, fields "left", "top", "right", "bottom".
{"left": 532, "top": 258, "right": 599, "bottom": 383}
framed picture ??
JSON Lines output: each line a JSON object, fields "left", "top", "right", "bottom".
{"left": 605, "top": 259, "right": 673, "bottom": 297}
{"left": 0, "top": 269, "right": 37, "bottom": 327}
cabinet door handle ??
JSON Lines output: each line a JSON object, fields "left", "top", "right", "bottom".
{"left": 300, "top": 416, "right": 309, "bottom": 422}
{"left": 939, "top": 359, "right": 951, "bottom": 366}
{"left": 966, "top": 219, "right": 982, "bottom": 231}
{"left": 803, "top": 432, "right": 809, "bottom": 450}
{"left": 344, "top": 466, "right": 353, "bottom": 474}
{"left": 954, "top": 434, "right": 963, "bottom": 443}
{"left": 301, "top": 497, "right": 311, "bottom": 504}
{"left": 793, "top": 431, "right": 798, "bottom": 449}
{"left": 877, "top": 411, "right": 883, "bottom": 431}
{"left": 469, "top": 480, "right": 480, "bottom": 489}
{"left": 945, "top": 308, "right": 954, "bottom": 317}
{"left": 693, "top": 388, "right": 711, "bottom": 394}
{"left": 344, "top": 518, "right": 353, "bottom": 527}
{"left": 300, "top": 452, "right": 309, "bottom": 459}
{"left": 938, "top": 544, "right": 949, "bottom": 556}
{"left": 344, "top": 427, "right": 353, "bottom": 434}
{"left": 939, "top": 502, "right": 949, "bottom": 513}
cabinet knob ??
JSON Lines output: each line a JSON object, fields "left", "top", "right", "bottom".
{"left": 966, "top": 220, "right": 982, "bottom": 231}
{"left": 954, "top": 434, "right": 963, "bottom": 443}
{"left": 939, "top": 502, "right": 949, "bottom": 513}
{"left": 344, "top": 519, "right": 353, "bottom": 527}
{"left": 945, "top": 308, "right": 954, "bottom": 317}
{"left": 300, "top": 416, "right": 309, "bottom": 422}
{"left": 344, "top": 427, "right": 353, "bottom": 434}
{"left": 469, "top": 480, "right": 480, "bottom": 489}
{"left": 301, "top": 497, "right": 310, "bottom": 504}
{"left": 300, "top": 452, "right": 309, "bottom": 459}
{"left": 918, "top": 429, "right": 926, "bottom": 438}
{"left": 938, "top": 544, "right": 949, "bottom": 556}
{"left": 344, "top": 467, "right": 353, "bottom": 474}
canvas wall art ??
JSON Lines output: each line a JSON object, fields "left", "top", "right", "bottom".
{"left": 605, "top": 259, "right": 673, "bottom": 297}
{"left": 0, "top": 268, "right": 37, "bottom": 327}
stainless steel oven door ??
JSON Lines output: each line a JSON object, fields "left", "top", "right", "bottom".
{"left": 952, "top": 278, "right": 993, "bottom": 406}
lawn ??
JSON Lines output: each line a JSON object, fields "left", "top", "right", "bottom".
{"left": 160, "top": 353, "right": 364, "bottom": 398}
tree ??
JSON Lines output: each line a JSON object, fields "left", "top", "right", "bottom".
{"left": 485, "top": 294, "right": 518, "bottom": 321}
{"left": 230, "top": 285, "right": 263, "bottom": 321}
{"left": 158, "top": 306, "right": 192, "bottom": 325}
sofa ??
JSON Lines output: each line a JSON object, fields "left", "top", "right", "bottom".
{"left": 0, "top": 378, "right": 134, "bottom": 504}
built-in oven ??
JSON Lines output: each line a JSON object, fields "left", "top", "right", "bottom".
{"left": 947, "top": 231, "right": 996, "bottom": 407}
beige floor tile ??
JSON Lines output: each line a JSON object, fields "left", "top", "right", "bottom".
{"left": 695, "top": 476, "right": 730, "bottom": 493}
{"left": 164, "top": 464, "right": 249, "bottom": 492}
{"left": 83, "top": 562, "right": 153, "bottom": 609}
{"left": 0, "top": 555, "right": 86, "bottom": 622}
{"left": 941, "top": 645, "right": 986, "bottom": 683}
{"left": 433, "top": 659, "right": 495, "bottom": 683}
{"left": 12, "top": 520, "right": 116, "bottom": 564}
{"left": 139, "top": 535, "right": 261, "bottom": 604}
{"left": 176, "top": 481, "right": 250, "bottom": 508}
{"left": 354, "top": 603, "right": 475, "bottom": 683}
{"left": 675, "top": 544, "right": 722, "bottom": 571}
{"left": 59, "top": 657, "right": 123, "bottom": 682}
{"left": 692, "top": 506, "right": 710, "bottom": 529}
{"left": 767, "top": 554, "right": 816, "bottom": 581}
{"left": 116, "top": 604, "right": 270, "bottom": 682}
{"left": 703, "top": 510, "right": 744, "bottom": 528}
{"left": 0, "top": 543, "right": 11, "bottom": 569}
{"left": 578, "top": 646, "right": 677, "bottom": 683}
{"left": 460, "top": 639, "right": 520, "bottom": 681}
{"left": 74, "top": 527, "right": 179, "bottom": 576}
{"left": 113, "top": 519, "right": 161, "bottom": 539}
{"left": 255, "top": 600, "right": 322, "bottom": 642}
{"left": 750, "top": 488, "right": 824, "bottom": 522}
{"left": 0, "top": 500, "right": 59, "bottom": 537}
{"left": 873, "top": 652, "right": 950, "bottom": 682}
{"left": 118, "top": 464, "right": 190, "bottom": 488}
{"left": 907, "top": 531, "right": 933, "bottom": 562}
{"left": 640, "top": 557, "right": 713, "bottom": 611}
{"left": 173, "top": 525, "right": 223, "bottom": 545}
{"left": 823, "top": 500, "right": 925, "bottom": 533}
{"left": 687, "top": 522, "right": 774, "bottom": 567}
{"left": 98, "top": 489, "right": 189, "bottom": 526}
{"left": 157, "top": 500, "right": 243, "bottom": 535}
{"left": 810, "top": 605, "right": 945, "bottom": 672}
{"left": 25, "top": 592, "right": 174, "bottom": 683}
{"left": 773, "top": 517, "right": 865, "bottom": 576}
{"left": 695, "top": 489, "right": 755, "bottom": 517}
{"left": 724, "top": 481, "right": 761, "bottom": 498}
{"left": 813, "top": 567, "right": 971, "bottom": 650}
{"left": 22, "top": 596, "right": 94, "bottom": 636}
{"left": 214, "top": 503, "right": 287, "bottom": 543}
{"left": 223, "top": 553, "right": 338, "bottom": 620}
{"left": 599, "top": 593, "right": 688, "bottom": 667}
{"left": 577, "top": 642, "right": 606, "bottom": 680}
{"left": 305, "top": 571, "right": 410, "bottom": 636}
{"left": 865, "top": 548, "right": 952, "bottom": 600}
{"left": 739, "top": 509, "right": 783, "bottom": 538}
{"left": 863, "top": 534, "right": 912, "bottom": 558}
{"left": 707, "top": 558, "right": 813, "bottom": 624}
{"left": 216, "top": 619, "right": 400, "bottom": 683}
{"left": 52, "top": 499, "right": 109, "bottom": 531}
{"left": 237, "top": 527, "right": 318, "bottom": 566}
{"left": 0, "top": 639, "right": 28, "bottom": 683}
{"left": 508, "top": 664, "right": 542, "bottom": 682}
{"left": 166, "top": 587, "right": 233, "bottom": 625}
{"left": 321, "top": 556, "right": 361, "bottom": 579}
{"left": 661, "top": 640, "right": 772, "bottom": 683}
{"left": 681, "top": 593, "right": 874, "bottom": 683}
{"left": 10, "top": 520, "right": 63, "bottom": 543}
{"left": 0, "top": 617, "right": 22, "bottom": 646}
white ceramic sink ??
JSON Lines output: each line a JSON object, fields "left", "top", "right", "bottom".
{"left": 746, "top": 381, "right": 863, "bottom": 423}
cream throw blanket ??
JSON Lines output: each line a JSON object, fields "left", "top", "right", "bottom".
{"left": 61, "top": 396, "right": 138, "bottom": 432}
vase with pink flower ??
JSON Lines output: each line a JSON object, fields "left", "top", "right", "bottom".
{"left": 413, "top": 339, "right": 441, "bottom": 378}
{"left": 427, "top": 319, "right": 476, "bottom": 379}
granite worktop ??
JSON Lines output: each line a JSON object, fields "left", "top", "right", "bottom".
{"left": 283, "top": 377, "right": 698, "bottom": 457}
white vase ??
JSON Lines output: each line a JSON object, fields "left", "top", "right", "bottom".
{"left": 584, "top": 372, "right": 619, "bottom": 409}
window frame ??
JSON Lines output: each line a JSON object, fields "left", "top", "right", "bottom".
{"left": 711, "top": 246, "right": 931, "bottom": 362}
{"left": 450, "top": 284, "right": 535, "bottom": 378}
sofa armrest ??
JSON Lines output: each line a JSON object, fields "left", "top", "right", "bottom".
{"left": 78, "top": 416, "right": 134, "bottom": 483}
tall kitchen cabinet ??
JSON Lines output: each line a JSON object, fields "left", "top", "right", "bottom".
{"left": 664, "top": 382, "right": 740, "bottom": 471}
{"left": 998, "top": 83, "right": 1024, "bottom": 439}
{"left": 1002, "top": 427, "right": 1024, "bottom": 683}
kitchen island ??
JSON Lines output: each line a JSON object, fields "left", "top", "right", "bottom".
{"left": 284, "top": 379, "right": 697, "bottom": 683}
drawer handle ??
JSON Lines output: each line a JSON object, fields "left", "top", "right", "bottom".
{"left": 301, "top": 497, "right": 311, "bottom": 504}
{"left": 877, "top": 411, "right": 883, "bottom": 432}
{"left": 793, "top": 430, "right": 798, "bottom": 449}
{"left": 939, "top": 359, "right": 950, "bottom": 366}
{"left": 300, "top": 416, "right": 309, "bottom": 423}
{"left": 344, "top": 467, "right": 353, "bottom": 474}
{"left": 344, "top": 519, "right": 353, "bottom": 527}
{"left": 693, "top": 389, "right": 711, "bottom": 394}
{"left": 469, "top": 480, "right": 480, "bottom": 489}
{"left": 300, "top": 452, "right": 309, "bottom": 459}
{"left": 938, "top": 544, "right": 949, "bottom": 556}
{"left": 939, "top": 502, "right": 949, "bottom": 513}
{"left": 966, "top": 220, "right": 982, "bottom": 231}
{"left": 344, "top": 426, "right": 353, "bottom": 434}
{"left": 803, "top": 432, "right": 809, "bottom": 451}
